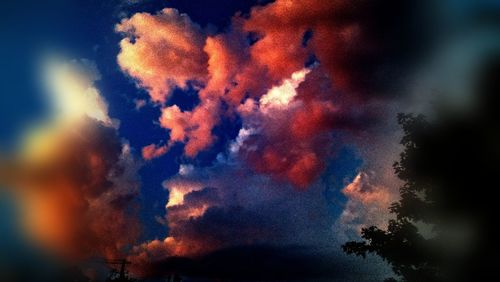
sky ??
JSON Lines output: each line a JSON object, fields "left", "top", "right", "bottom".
{"left": 1, "top": 0, "right": 500, "bottom": 281}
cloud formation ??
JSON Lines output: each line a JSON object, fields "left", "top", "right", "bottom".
{"left": 112, "top": 1, "right": 425, "bottom": 277}
{"left": 127, "top": 143, "right": 396, "bottom": 278}
{"left": 116, "top": 8, "right": 207, "bottom": 103}
{"left": 336, "top": 171, "right": 395, "bottom": 240}
{"left": 1, "top": 59, "right": 141, "bottom": 260}
{"left": 127, "top": 145, "right": 346, "bottom": 275}
{"left": 116, "top": 0, "right": 423, "bottom": 189}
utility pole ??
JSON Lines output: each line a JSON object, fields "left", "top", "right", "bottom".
{"left": 101, "top": 259, "right": 135, "bottom": 282}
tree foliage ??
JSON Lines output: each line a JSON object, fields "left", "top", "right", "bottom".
{"left": 343, "top": 114, "right": 440, "bottom": 282}
{"left": 343, "top": 58, "right": 500, "bottom": 281}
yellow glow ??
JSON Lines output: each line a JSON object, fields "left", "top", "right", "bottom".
{"left": 45, "top": 59, "right": 113, "bottom": 126}
{"left": 165, "top": 182, "right": 203, "bottom": 207}
{"left": 166, "top": 188, "right": 186, "bottom": 207}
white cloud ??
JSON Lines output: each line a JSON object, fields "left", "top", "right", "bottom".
{"left": 259, "top": 67, "right": 311, "bottom": 111}
{"left": 44, "top": 58, "right": 115, "bottom": 127}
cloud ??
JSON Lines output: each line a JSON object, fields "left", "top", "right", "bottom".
{"left": 259, "top": 68, "right": 311, "bottom": 110}
{"left": 335, "top": 171, "right": 396, "bottom": 240}
{"left": 110, "top": 2, "right": 418, "bottom": 276}
{"left": 105, "top": 0, "right": 451, "bottom": 279}
{"left": 117, "top": 0, "right": 412, "bottom": 187}
{"left": 126, "top": 138, "right": 335, "bottom": 272}
{"left": 235, "top": 67, "right": 342, "bottom": 188}
{"left": 245, "top": 0, "right": 427, "bottom": 96}
{"left": 116, "top": 8, "right": 208, "bottom": 103}
{"left": 159, "top": 100, "right": 219, "bottom": 157}
{"left": 133, "top": 98, "right": 147, "bottom": 110}
{"left": 44, "top": 58, "right": 115, "bottom": 127}
{"left": 142, "top": 143, "right": 169, "bottom": 160}
{"left": 114, "top": 0, "right": 421, "bottom": 188}
{"left": 1, "top": 59, "right": 141, "bottom": 260}
{"left": 126, "top": 146, "right": 393, "bottom": 278}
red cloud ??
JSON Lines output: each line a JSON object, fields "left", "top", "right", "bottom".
{"left": 142, "top": 143, "right": 169, "bottom": 160}
{"left": 117, "top": 0, "right": 394, "bottom": 187}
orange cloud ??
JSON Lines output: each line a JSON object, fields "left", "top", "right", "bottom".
{"left": 158, "top": 100, "right": 219, "bottom": 158}
{"left": 116, "top": 8, "right": 208, "bottom": 103}
{"left": 142, "top": 143, "right": 169, "bottom": 160}
{"left": 3, "top": 59, "right": 141, "bottom": 261}
{"left": 242, "top": 1, "right": 311, "bottom": 82}
{"left": 336, "top": 171, "right": 395, "bottom": 238}
{"left": 202, "top": 35, "right": 240, "bottom": 98}
{"left": 342, "top": 172, "right": 392, "bottom": 205}
{"left": 15, "top": 120, "right": 141, "bottom": 261}
{"left": 116, "top": 0, "right": 398, "bottom": 187}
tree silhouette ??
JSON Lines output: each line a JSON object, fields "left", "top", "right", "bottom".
{"left": 342, "top": 57, "right": 500, "bottom": 282}
{"left": 343, "top": 113, "right": 441, "bottom": 281}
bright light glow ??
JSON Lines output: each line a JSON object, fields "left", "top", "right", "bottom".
{"left": 45, "top": 59, "right": 113, "bottom": 126}
{"left": 259, "top": 67, "right": 311, "bottom": 109}
{"left": 165, "top": 182, "right": 203, "bottom": 207}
